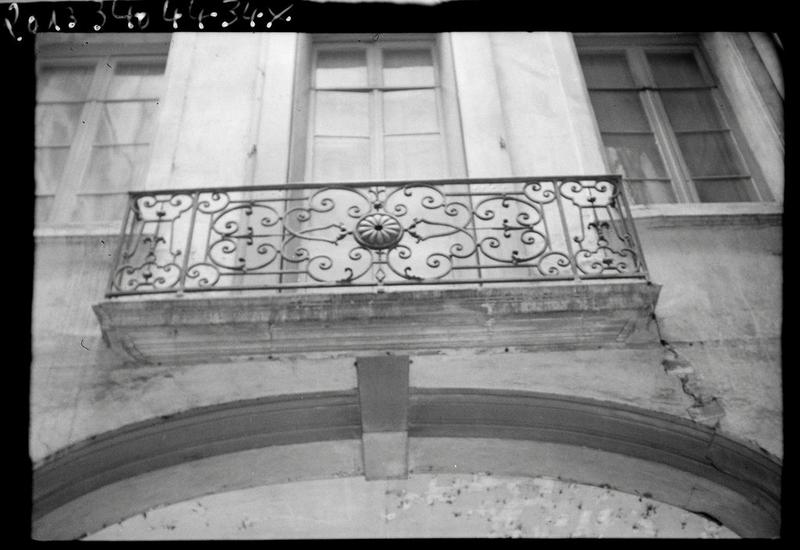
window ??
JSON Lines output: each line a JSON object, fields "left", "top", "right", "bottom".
{"left": 304, "top": 36, "right": 450, "bottom": 182}
{"left": 35, "top": 36, "right": 169, "bottom": 225}
{"left": 577, "top": 36, "right": 767, "bottom": 205}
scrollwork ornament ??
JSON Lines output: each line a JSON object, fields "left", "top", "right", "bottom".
{"left": 107, "top": 176, "right": 646, "bottom": 295}
{"left": 134, "top": 193, "right": 193, "bottom": 221}
{"left": 558, "top": 179, "right": 618, "bottom": 208}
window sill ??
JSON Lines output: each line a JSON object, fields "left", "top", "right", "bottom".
{"left": 34, "top": 202, "right": 782, "bottom": 239}
{"left": 629, "top": 202, "right": 782, "bottom": 228}
{"left": 34, "top": 222, "right": 122, "bottom": 240}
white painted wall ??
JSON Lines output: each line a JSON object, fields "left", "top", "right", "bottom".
{"left": 701, "top": 33, "right": 784, "bottom": 204}
{"left": 490, "top": 32, "right": 606, "bottom": 176}
{"left": 145, "top": 33, "right": 292, "bottom": 191}
{"left": 31, "top": 31, "right": 783, "bottom": 539}
{"left": 87, "top": 474, "right": 736, "bottom": 539}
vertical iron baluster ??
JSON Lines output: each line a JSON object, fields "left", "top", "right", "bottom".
{"left": 277, "top": 187, "right": 289, "bottom": 293}
{"left": 101, "top": 176, "right": 645, "bottom": 295}
{"left": 555, "top": 179, "right": 580, "bottom": 281}
{"left": 106, "top": 192, "right": 135, "bottom": 297}
{"left": 615, "top": 175, "right": 649, "bottom": 278}
{"left": 465, "top": 181, "right": 484, "bottom": 285}
{"left": 588, "top": 186, "right": 610, "bottom": 271}
{"left": 373, "top": 185, "right": 385, "bottom": 291}
{"left": 375, "top": 249, "right": 386, "bottom": 293}
{"left": 178, "top": 191, "right": 200, "bottom": 295}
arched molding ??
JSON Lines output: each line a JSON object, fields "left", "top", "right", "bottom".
{"left": 33, "top": 390, "right": 362, "bottom": 533}
{"left": 408, "top": 389, "right": 780, "bottom": 537}
{"left": 32, "top": 389, "right": 780, "bottom": 539}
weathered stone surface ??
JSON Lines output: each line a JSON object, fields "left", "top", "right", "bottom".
{"left": 32, "top": 389, "right": 780, "bottom": 539}
{"left": 94, "top": 281, "right": 661, "bottom": 365}
{"left": 362, "top": 432, "right": 408, "bottom": 480}
{"left": 31, "top": 30, "right": 783, "bottom": 539}
{"left": 85, "top": 474, "right": 738, "bottom": 539}
{"left": 410, "top": 347, "right": 695, "bottom": 418}
{"left": 33, "top": 441, "right": 365, "bottom": 540}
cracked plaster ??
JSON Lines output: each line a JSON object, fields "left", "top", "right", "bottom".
{"left": 85, "top": 474, "right": 737, "bottom": 539}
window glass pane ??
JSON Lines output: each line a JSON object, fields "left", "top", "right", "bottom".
{"left": 382, "top": 49, "right": 435, "bottom": 87}
{"left": 37, "top": 64, "right": 94, "bottom": 102}
{"left": 579, "top": 53, "right": 636, "bottom": 88}
{"left": 315, "top": 50, "right": 367, "bottom": 88}
{"left": 314, "top": 92, "right": 370, "bottom": 136}
{"left": 95, "top": 101, "right": 160, "bottom": 144}
{"left": 312, "top": 137, "right": 370, "bottom": 182}
{"left": 675, "top": 132, "right": 745, "bottom": 177}
{"left": 383, "top": 89, "right": 439, "bottom": 135}
{"left": 602, "top": 133, "right": 668, "bottom": 179}
{"left": 106, "top": 61, "right": 167, "bottom": 100}
{"left": 84, "top": 144, "right": 150, "bottom": 192}
{"left": 589, "top": 91, "right": 651, "bottom": 133}
{"left": 647, "top": 52, "right": 707, "bottom": 88}
{"left": 35, "top": 146, "right": 70, "bottom": 194}
{"left": 659, "top": 90, "right": 725, "bottom": 131}
{"left": 384, "top": 135, "right": 444, "bottom": 180}
{"left": 626, "top": 180, "right": 677, "bottom": 204}
{"left": 694, "top": 179, "right": 753, "bottom": 203}
{"left": 36, "top": 104, "right": 84, "bottom": 146}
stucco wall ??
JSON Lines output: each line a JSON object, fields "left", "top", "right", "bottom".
{"left": 32, "top": 30, "right": 782, "bottom": 460}
{"left": 31, "top": 31, "right": 782, "bottom": 537}
{"left": 639, "top": 216, "right": 782, "bottom": 455}
{"left": 86, "top": 474, "right": 737, "bottom": 539}
{"left": 31, "top": 213, "right": 783, "bottom": 462}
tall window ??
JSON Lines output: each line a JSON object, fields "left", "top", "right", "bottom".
{"left": 36, "top": 36, "right": 169, "bottom": 225}
{"left": 306, "top": 37, "right": 448, "bottom": 182}
{"left": 577, "top": 38, "right": 765, "bottom": 205}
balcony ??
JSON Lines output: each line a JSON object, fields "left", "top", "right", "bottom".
{"left": 93, "top": 176, "right": 660, "bottom": 364}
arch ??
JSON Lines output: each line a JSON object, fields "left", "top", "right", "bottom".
{"left": 32, "top": 389, "right": 780, "bottom": 539}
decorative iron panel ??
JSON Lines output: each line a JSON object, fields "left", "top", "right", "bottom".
{"left": 106, "top": 175, "right": 648, "bottom": 296}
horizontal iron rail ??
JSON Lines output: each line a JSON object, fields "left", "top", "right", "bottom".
{"left": 107, "top": 274, "right": 649, "bottom": 297}
{"left": 125, "top": 175, "right": 626, "bottom": 197}
{"left": 107, "top": 175, "right": 649, "bottom": 297}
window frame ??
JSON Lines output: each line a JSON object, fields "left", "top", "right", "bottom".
{"left": 290, "top": 33, "right": 465, "bottom": 184}
{"left": 575, "top": 34, "right": 772, "bottom": 205}
{"left": 35, "top": 35, "right": 171, "bottom": 227}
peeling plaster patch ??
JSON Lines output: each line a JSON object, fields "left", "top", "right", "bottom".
{"left": 700, "top": 519, "right": 727, "bottom": 539}
{"left": 688, "top": 398, "right": 726, "bottom": 424}
{"left": 86, "top": 474, "right": 739, "bottom": 539}
{"left": 662, "top": 356, "right": 694, "bottom": 376}
{"left": 659, "top": 337, "right": 726, "bottom": 427}
{"left": 596, "top": 508, "right": 612, "bottom": 524}
{"left": 634, "top": 518, "right": 657, "bottom": 536}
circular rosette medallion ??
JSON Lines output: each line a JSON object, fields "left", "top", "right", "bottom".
{"left": 354, "top": 213, "right": 404, "bottom": 250}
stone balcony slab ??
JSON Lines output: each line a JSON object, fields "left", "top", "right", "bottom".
{"left": 93, "top": 281, "right": 661, "bottom": 365}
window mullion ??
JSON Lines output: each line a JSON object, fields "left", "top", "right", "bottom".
{"left": 369, "top": 46, "right": 384, "bottom": 180}
{"left": 304, "top": 49, "right": 319, "bottom": 182}
{"left": 49, "top": 57, "right": 110, "bottom": 224}
{"left": 630, "top": 47, "right": 698, "bottom": 203}
{"left": 371, "top": 90, "right": 384, "bottom": 180}
{"left": 430, "top": 44, "right": 449, "bottom": 176}
{"left": 697, "top": 45, "right": 769, "bottom": 201}
{"left": 303, "top": 88, "right": 317, "bottom": 182}
{"left": 642, "top": 89, "right": 698, "bottom": 203}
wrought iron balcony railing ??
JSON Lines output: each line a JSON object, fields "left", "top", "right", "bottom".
{"left": 106, "top": 175, "right": 648, "bottom": 297}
